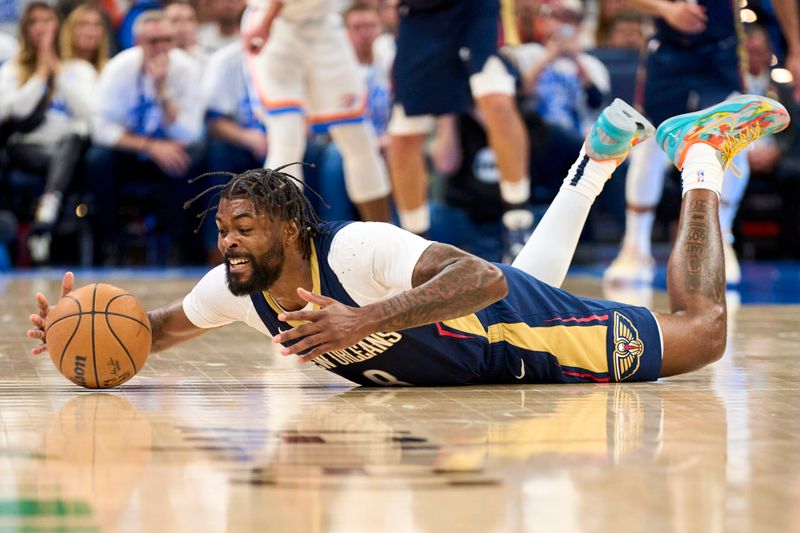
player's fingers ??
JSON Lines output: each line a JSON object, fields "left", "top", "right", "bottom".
{"left": 61, "top": 271, "right": 74, "bottom": 298}
{"left": 29, "top": 313, "right": 44, "bottom": 327}
{"left": 27, "top": 329, "right": 45, "bottom": 340}
{"left": 31, "top": 344, "right": 48, "bottom": 355}
{"left": 279, "top": 333, "right": 324, "bottom": 356}
{"left": 296, "top": 287, "right": 336, "bottom": 307}
{"left": 299, "top": 344, "right": 334, "bottom": 364}
{"left": 278, "top": 309, "right": 320, "bottom": 323}
{"left": 36, "top": 293, "right": 49, "bottom": 317}
{"left": 273, "top": 321, "right": 319, "bottom": 344}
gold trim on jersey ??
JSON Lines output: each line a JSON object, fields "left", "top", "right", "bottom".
{"left": 261, "top": 239, "right": 322, "bottom": 327}
{"left": 496, "top": 322, "right": 608, "bottom": 373}
{"left": 442, "top": 314, "right": 609, "bottom": 373}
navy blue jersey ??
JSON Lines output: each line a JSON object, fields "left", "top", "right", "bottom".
{"left": 250, "top": 222, "right": 663, "bottom": 386}
{"left": 655, "top": 0, "right": 738, "bottom": 47}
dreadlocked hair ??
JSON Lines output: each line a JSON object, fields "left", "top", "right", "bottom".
{"left": 183, "top": 163, "right": 326, "bottom": 260}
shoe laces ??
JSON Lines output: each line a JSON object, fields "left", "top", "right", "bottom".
{"left": 720, "top": 122, "right": 762, "bottom": 177}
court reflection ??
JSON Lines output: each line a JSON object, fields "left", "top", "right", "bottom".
{"left": 25, "top": 393, "right": 153, "bottom": 531}
{"left": 231, "top": 385, "right": 728, "bottom": 533}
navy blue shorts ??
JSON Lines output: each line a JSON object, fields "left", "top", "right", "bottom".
{"left": 640, "top": 35, "right": 744, "bottom": 126}
{"left": 393, "top": 0, "right": 507, "bottom": 116}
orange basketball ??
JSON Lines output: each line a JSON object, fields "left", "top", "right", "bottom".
{"left": 45, "top": 283, "right": 151, "bottom": 389}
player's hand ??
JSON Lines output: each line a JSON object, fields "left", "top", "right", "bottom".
{"left": 271, "top": 288, "right": 372, "bottom": 363}
{"left": 662, "top": 2, "right": 707, "bottom": 34}
{"left": 242, "top": 23, "right": 270, "bottom": 55}
{"left": 145, "top": 139, "right": 191, "bottom": 178}
{"left": 241, "top": 129, "right": 268, "bottom": 159}
{"left": 27, "top": 271, "right": 74, "bottom": 355}
{"left": 144, "top": 52, "right": 170, "bottom": 92}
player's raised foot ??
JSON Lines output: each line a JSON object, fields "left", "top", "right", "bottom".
{"left": 656, "top": 94, "right": 790, "bottom": 171}
{"left": 603, "top": 247, "right": 655, "bottom": 286}
{"left": 585, "top": 98, "right": 655, "bottom": 164}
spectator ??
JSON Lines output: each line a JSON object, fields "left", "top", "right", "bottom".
{"left": 86, "top": 8, "right": 203, "bottom": 264}
{"left": 201, "top": 40, "right": 265, "bottom": 262}
{"left": 344, "top": 3, "right": 390, "bottom": 143}
{"left": 603, "top": 13, "right": 644, "bottom": 50}
{"left": 197, "top": 0, "right": 243, "bottom": 55}
{"left": 117, "top": 0, "right": 164, "bottom": 50}
{"left": 165, "top": 0, "right": 207, "bottom": 69}
{"left": 513, "top": 0, "right": 610, "bottom": 137}
{"left": 590, "top": 0, "right": 631, "bottom": 47}
{"left": 203, "top": 40, "right": 266, "bottom": 175}
{"left": 55, "top": 0, "right": 122, "bottom": 57}
{"left": 0, "top": 2, "right": 95, "bottom": 263}
{"left": 59, "top": 3, "right": 109, "bottom": 71}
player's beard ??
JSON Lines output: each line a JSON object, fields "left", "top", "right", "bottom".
{"left": 225, "top": 240, "right": 285, "bottom": 296}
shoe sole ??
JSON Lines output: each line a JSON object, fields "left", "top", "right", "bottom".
{"left": 604, "top": 99, "right": 655, "bottom": 145}
{"left": 587, "top": 99, "right": 655, "bottom": 162}
{"left": 655, "top": 94, "right": 790, "bottom": 169}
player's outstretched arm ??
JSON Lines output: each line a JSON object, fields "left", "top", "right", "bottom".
{"left": 27, "top": 272, "right": 209, "bottom": 355}
{"left": 147, "top": 301, "right": 209, "bottom": 353}
{"left": 274, "top": 243, "right": 508, "bottom": 362}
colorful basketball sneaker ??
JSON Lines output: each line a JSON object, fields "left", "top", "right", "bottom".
{"left": 655, "top": 94, "right": 790, "bottom": 171}
{"left": 585, "top": 98, "right": 655, "bottom": 164}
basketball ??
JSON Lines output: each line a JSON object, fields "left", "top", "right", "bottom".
{"left": 45, "top": 284, "right": 151, "bottom": 389}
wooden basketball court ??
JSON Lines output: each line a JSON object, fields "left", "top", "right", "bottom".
{"left": 1, "top": 271, "right": 799, "bottom": 532}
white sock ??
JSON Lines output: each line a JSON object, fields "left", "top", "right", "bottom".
{"left": 499, "top": 176, "right": 531, "bottom": 205}
{"left": 621, "top": 209, "right": 655, "bottom": 256}
{"left": 512, "top": 148, "right": 615, "bottom": 287}
{"left": 561, "top": 147, "right": 617, "bottom": 201}
{"left": 398, "top": 204, "right": 430, "bottom": 234}
{"left": 681, "top": 143, "right": 724, "bottom": 197}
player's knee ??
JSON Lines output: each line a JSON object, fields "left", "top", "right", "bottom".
{"left": 389, "top": 134, "right": 425, "bottom": 159}
{"left": 475, "top": 93, "right": 514, "bottom": 120}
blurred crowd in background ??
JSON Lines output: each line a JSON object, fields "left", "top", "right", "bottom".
{"left": 0, "top": 0, "right": 798, "bottom": 270}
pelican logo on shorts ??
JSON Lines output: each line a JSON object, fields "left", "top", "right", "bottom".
{"left": 613, "top": 312, "right": 644, "bottom": 381}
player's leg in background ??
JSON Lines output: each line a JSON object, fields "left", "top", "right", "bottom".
{"left": 512, "top": 99, "right": 654, "bottom": 287}
{"left": 603, "top": 137, "right": 670, "bottom": 284}
{"left": 465, "top": 0, "right": 531, "bottom": 259}
{"left": 387, "top": 106, "right": 435, "bottom": 235}
{"left": 328, "top": 121, "right": 392, "bottom": 222}
{"left": 604, "top": 43, "right": 689, "bottom": 285}
{"left": 244, "top": 16, "right": 307, "bottom": 181}
{"left": 264, "top": 112, "right": 307, "bottom": 180}
{"left": 653, "top": 95, "right": 789, "bottom": 376}
{"left": 719, "top": 152, "right": 749, "bottom": 284}
{"left": 308, "top": 15, "right": 392, "bottom": 222}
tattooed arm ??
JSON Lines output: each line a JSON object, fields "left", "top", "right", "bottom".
{"left": 148, "top": 301, "right": 209, "bottom": 353}
{"left": 274, "top": 243, "right": 508, "bottom": 362}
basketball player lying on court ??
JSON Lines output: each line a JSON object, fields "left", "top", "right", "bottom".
{"left": 28, "top": 95, "right": 789, "bottom": 386}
